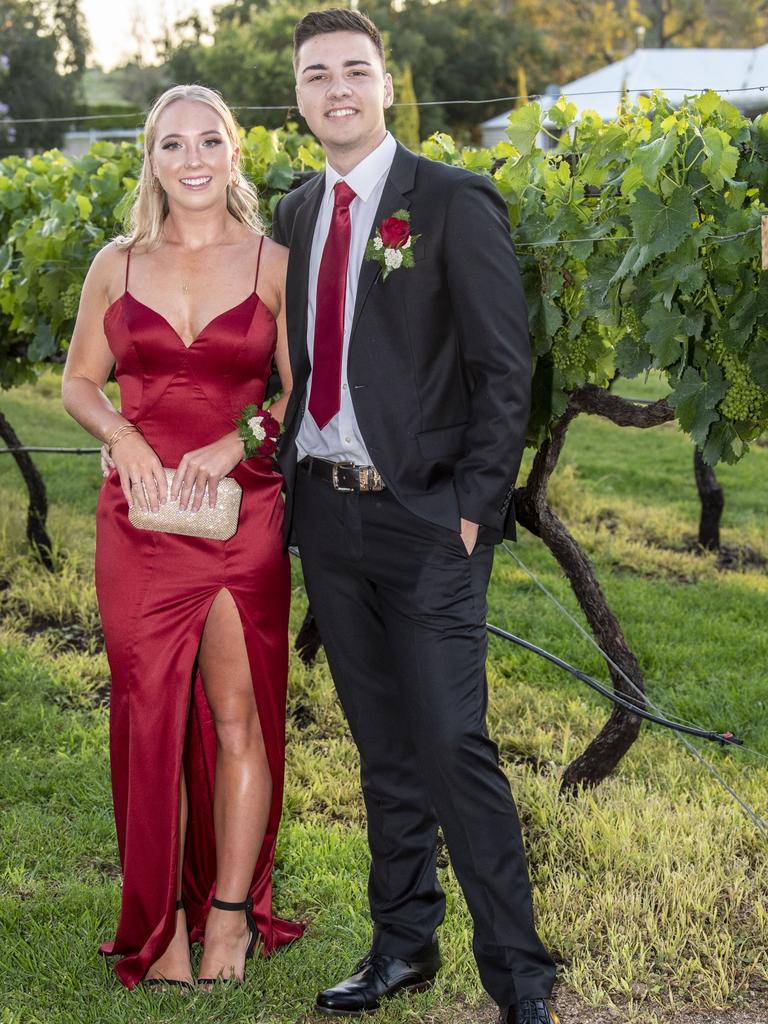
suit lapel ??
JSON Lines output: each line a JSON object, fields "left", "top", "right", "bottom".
{"left": 350, "top": 142, "right": 420, "bottom": 341}
{"left": 286, "top": 174, "right": 324, "bottom": 382}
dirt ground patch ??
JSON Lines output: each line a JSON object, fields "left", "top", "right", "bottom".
{"left": 349, "top": 988, "right": 768, "bottom": 1024}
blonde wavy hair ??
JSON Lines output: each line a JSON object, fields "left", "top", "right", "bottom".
{"left": 116, "top": 84, "right": 263, "bottom": 251}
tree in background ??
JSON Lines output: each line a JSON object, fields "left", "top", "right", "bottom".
{"left": 162, "top": 0, "right": 553, "bottom": 142}
{"left": 519, "top": 0, "right": 645, "bottom": 84}
{"left": 639, "top": 0, "right": 768, "bottom": 48}
{"left": 388, "top": 62, "right": 420, "bottom": 150}
{"left": 166, "top": 1, "right": 308, "bottom": 130}
{"left": 366, "top": 0, "right": 553, "bottom": 140}
{"left": 0, "top": 0, "right": 89, "bottom": 156}
{"left": 522, "top": 0, "right": 768, "bottom": 86}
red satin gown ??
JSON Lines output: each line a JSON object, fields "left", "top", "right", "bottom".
{"left": 95, "top": 238, "right": 304, "bottom": 988}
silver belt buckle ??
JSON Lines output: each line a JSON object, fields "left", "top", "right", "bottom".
{"left": 331, "top": 461, "right": 356, "bottom": 493}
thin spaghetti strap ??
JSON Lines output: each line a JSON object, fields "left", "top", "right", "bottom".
{"left": 124, "top": 249, "right": 132, "bottom": 294}
{"left": 253, "top": 235, "right": 265, "bottom": 292}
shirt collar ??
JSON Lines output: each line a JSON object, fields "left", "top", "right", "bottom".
{"left": 323, "top": 132, "right": 397, "bottom": 205}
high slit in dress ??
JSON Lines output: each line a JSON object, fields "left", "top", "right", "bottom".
{"left": 95, "top": 238, "right": 304, "bottom": 988}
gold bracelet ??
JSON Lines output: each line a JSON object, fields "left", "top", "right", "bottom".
{"left": 106, "top": 423, "right": 139, "bottom": 456}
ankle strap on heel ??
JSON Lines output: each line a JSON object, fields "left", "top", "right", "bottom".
{"left": 211, "top": 895, "right": 254, "bottom": 912}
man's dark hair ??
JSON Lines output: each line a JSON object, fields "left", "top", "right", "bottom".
{"left": 293, "top": 8, "right": 385, "bottom": 69}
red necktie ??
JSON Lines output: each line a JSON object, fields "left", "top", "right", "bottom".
{"left": 309, "top": 180, "right": 356, "bottom": 430}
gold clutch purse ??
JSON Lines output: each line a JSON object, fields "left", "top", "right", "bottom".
{"left": 128, "top": 468, "right": 242, "bottom": 541}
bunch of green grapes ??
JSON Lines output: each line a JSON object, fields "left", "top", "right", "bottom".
{"left": 59, "top": 281, "right": 83, "bottom": 320}
{"left": 552, "top": 326, "right": 587, "bottom": 375}
{"left": 620, "top": 304, "right": 643, "bottom": 341}
{"left": 707, "top": 335, "right": 763, "bottom": 422}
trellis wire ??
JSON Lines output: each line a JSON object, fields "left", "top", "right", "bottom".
{"left": 4, "top": 83, "right": 768, "bottom": 124}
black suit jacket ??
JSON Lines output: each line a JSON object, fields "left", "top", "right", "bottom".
{"left": 271, "top": 141, "right": 531, "bottom": 545}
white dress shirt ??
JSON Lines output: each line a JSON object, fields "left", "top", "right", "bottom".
{"left": 296, "top": 131, "right": 398, "bottom": 465}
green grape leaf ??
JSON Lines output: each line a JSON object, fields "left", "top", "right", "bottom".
{"left": 703, "top": 419, "right": 742, "bottom": 465}
{"left": 632, "top": 131, "right": 677, "bottom": 188}
{"left": 461, "top": 149, "right": 493, "bottom": 174}
{"left": 629, "top": 186, "right": 698, "bottom": 268}
{"left": 297, "top": 144, "right": 324, "bottom": 171}
{"left": 494, "top": 152, "right": 535, "bottom": 199}
{"left": 505, "top": 103, "right": 542, "bottom": 156}
{"left": 75, "top": 195, "right": 92, "bottom": 220}
{"left": 264, "top": 154, "right": 295, "bottom": 192}
{"left": 27, "top": 323, "right": 57, "bottom": 362}
{"left": 701, "top": 126, "right": 740, "bottom": 189}
{"left": 615, "top": 333, "right": 651, "bottom": 377}
{"left": 652, "top": 240, "right": 705, "bottom": 306}
{"left": 695, "top": 90, "right": 722, "bottom": 120}
{"left": 610, "top": 239, "right": 638, "bottom": 284}
{"left": 541, "top": 295, "right": 563, "bottom": 338}
{"left": 620, "top": 165, "right": 645, "bottom": 197}
{"left": 726, "top": 287, "right": 759, "bottom": 350}
{"left": 548, "top": 97, "right": 578, "bottom": 129}
{"left": 668, "top": 365, "right": 727, "bottom": 446}
{"left": 747, "top": 347, "right": 768, "bottom": 390}
{"left": 641, "top": 302, "right": 686, "bottom": 368}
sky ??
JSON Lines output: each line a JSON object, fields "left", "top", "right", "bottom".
{"left": 81, "top": 0, "right": 218, "bottom": 70}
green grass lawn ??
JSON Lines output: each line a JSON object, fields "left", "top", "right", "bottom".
{"left": 1, "top": 372, "right": 767, "bottom": 1023}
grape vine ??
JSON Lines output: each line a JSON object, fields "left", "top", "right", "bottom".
{"left": 1, "top": 93, "right": 767, "bottom": 464}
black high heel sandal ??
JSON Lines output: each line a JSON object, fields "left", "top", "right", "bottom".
{"left": 197, "top": 895, "right": 259, "bottom": 987}
{"left": 141, "top": 900, "right": 194, "bottom": 991}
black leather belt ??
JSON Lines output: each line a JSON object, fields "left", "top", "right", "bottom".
{"left": 299, "top": 456, "right": 385, "bottom": 493}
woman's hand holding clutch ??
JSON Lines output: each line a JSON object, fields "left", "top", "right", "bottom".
{"left": 110, "top": 432, "right": 168, "bottom": 513}
{"left": 171, "top": 432, "right": 245, "bottom": 513}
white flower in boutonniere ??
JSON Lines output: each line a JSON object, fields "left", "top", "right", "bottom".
{"left": 384, "top": 248, "right": 403, "bottom": 271}
{"left": 364, "top": 209, "right": 420, "bottom": 281}
{"left": 247, "top": 417, "right": 267, "bottom": 442}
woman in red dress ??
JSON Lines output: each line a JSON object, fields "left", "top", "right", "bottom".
{"left": 62, "top": 85, "right": 303, "bottom": 989}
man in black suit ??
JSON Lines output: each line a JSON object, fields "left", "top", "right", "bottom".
{"left": 271, "top": 10, "right": 558, "bottom": 1024}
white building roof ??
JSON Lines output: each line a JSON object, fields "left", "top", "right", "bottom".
{"left": 482, "top": 45, "right": 768, "bottom": 129}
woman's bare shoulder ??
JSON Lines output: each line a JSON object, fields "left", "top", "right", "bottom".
{"left": 260, "top": 234, "right": 289, "bottom": 263}
{"left": 90, "top": 240, "right": 128, "bottom": 272}
{"left": 86, "top": 241, "right": 130, "bottom": 302}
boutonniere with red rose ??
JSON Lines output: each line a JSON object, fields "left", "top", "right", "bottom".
{"left": 364, "top": 209, "right": 420, "bottom": 281}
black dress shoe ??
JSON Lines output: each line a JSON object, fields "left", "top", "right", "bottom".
{"left": 500, "top": 999, "right": 560, "bottom": 1024}
{"left": 315, "top": 948, "right": 441, "bottom": 1016}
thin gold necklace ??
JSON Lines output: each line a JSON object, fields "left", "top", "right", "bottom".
{"left": 175, "top": 226, "right": 235, "bottom": 295}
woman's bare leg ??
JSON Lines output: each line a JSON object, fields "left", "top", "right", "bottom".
{"left": 144, "top": 772, "right": 194, "bottom": 983}
{"left": 197, "top": 589, "right": 272, "bottom": 982}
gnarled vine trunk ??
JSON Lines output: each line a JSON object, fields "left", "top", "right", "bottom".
{"left": 693, "top": 447, "right": 723, "bottom": 551}
{"left": 515, "top": 386, "right": 674, "bottom": 790}
{"left": 0, "top": 408, "right": 54, "bottom": 570}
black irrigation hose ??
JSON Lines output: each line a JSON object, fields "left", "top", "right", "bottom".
{"left": 487, "top": 623, "right": 743, "bottom": 749}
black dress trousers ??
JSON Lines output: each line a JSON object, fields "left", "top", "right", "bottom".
{"left": 294, "top": 468, "right": 556, "bottom": 1006}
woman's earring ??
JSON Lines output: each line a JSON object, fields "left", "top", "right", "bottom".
{"left": 230, "top": 168, "right": 241, "bottom": 187}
